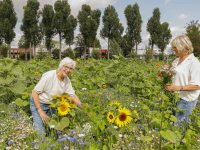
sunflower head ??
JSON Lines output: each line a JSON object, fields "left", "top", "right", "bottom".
{"left": 35, "top": 72, "right": 38, "bottom": 75}
{"left": 102, "top": 85, "right": 107, "bottom": 88}
{"left": 53, "top": 95, "right": 61, "bottom": 100}
{"left": 110, "top": 101, "right": 120, "bottom": 107}
{"left": 115, "top": 107, "right": 132, "bottom": 127}
{"left": 107, "top": 112, "right": 115, "bottom": 123}
{"left": 57, "top": 102, "right": 71, "bottom": 116}
{"left": 60, "top": 95, "right": 70, "bottom": 102}
{"left": 69, "top": 100, "right": 76, "bottom": 107}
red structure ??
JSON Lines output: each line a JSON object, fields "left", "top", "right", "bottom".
{"left": 10, "top": 48, "right": 33, "bottom": 58}
{"left": 99, "top": 49, "right": 108, "bottom": 58}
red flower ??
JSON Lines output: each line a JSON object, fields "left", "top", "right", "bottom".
{"left": 157, "top": 73, "right": 162, "bottom": 78}
{"left": 26, "top": 92, "right": 31, "bottom": 94}
{"left": 85, "top": 103, "right": 88, "bottom": 106}
{"left": 171, "top": 142, "right": 174, "bottom": 144}
{"left": 102, "top": 103, "right": 105, "bottom": 105}
{"left": 155, "top": 63, "right": 160, "bottom": 66}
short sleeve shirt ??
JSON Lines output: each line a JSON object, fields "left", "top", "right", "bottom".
{"left": 33, "top": 70, "right": 75, "bottom": 103}
{"left": 172, "top": 53, "right": 200, "bottom": 102}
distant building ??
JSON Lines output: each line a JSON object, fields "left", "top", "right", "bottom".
{"left": 99, "top": 49, "right": 108, "bottom": 58}
{"left": 10, "top": 48, "right": 33, "bottom": 58}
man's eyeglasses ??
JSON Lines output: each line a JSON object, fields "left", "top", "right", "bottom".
{"left": 63, "top": 66, "right": 73, "bottom": 71}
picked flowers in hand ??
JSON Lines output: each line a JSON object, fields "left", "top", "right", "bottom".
{"left": 158, "top": 64, "right": 176, "bottom": 84}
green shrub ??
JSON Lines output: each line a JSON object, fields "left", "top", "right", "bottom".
{"left": 91, "top": 49, "right": 100, "bottom": 59}
{"left": 158, "top": 53, "right": 164, "bottom": 60}
{"left": 62, "top": 48, "right": 75, "bottom": 59}
{"left": 19, "top": 52, "right": 32, "bottom": 60}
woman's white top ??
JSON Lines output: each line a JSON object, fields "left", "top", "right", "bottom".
{"left": 172, "top": 53, "right": 200, "bottom": 102}
{"left": 33, "top": 70, "right": 75, "bottom": 103}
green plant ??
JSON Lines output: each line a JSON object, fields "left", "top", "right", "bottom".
{"left": 91, "top": 49, "right": 100, "bottom": 59}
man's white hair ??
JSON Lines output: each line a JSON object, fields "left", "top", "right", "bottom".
{"left": 58, "top": 57, "right": 76, "bottom": 70}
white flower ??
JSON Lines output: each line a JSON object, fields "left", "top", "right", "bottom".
{"left": 78, "top": 134, "right": 85, "bottom": 137}
{"left": 83, "top": 123, "right": 92, "bottom": 133}
{"left": 82, "top": 88, "right": 87, "bottom": 90}
{"left": 124, "top": 134, "right": 128, "bottom": 138}
{"left": 29, "top": 116, "right": 33, "bottom": 119}
{"left": 149, "top": 131, "right": 152, "bottom": 134}
{"left": 114, "top": 126, "right": 118, "bottom": 129}
{"left": 118, "top": 134, "right": 123, "bottom": 138}
{"left": 1, "top": 111, "right": 5, "bottom": 113}
{"left": 50, "top": 125, "right": 55, "bottom": 128}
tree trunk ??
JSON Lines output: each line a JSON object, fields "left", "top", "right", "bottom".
{"left": 49, "top": 48, "right": 51, "bottom": 57}
{"left": 84, "top": 44, "right": 86, "bottom": 61}
{"left": 69, "top": 44, "right": 71, "bottom": 49}
{"left": 25, "top": 48, "right": 27, "bottom": 61}
{"left": 151, "top": 43, "right": 154, "bottom": 59}
{"left": 93, "top": 40, "right": 95, "bottom": 50}
{"left": 107, "top": 38, "right": 109, "bottom": 59}
{"left": 88, "top": 46, "right": 90, "bottom": 59}
{"left": 59, "top": 33, "right": 61, "bottom": 60}
{"left": 8, "top": 44, "right": 10, "bottom": 58}
{"left": 34, "top": 45, "right": 36, "bottom": 58}
{"left": 29, "top": 42, "right": 32, "bottom": 60}
{"left": 136, "top": 42, "right": 138, "bottom": 56}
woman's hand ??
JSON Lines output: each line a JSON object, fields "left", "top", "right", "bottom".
{"left": 166, "top": 83, "right": 180, "bottom": 91}
{"left": 38, "top": 109, "right": 49, "bottom": 124}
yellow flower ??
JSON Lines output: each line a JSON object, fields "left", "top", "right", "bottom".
{"left": 51, "top": 104, "right": 56, "bottom": 108}
{"left": 110, "top": 101, "right": 120, "bottom": 107}
{"left": 53, "top": 95, "right": 61, "bottom": 99}
{"left": 77, "top": 59, "right": 80, "bottom": 61}
{"left": 69, "top": 100, "right": 76, "bottom": 107}
{"left": 35, "top": 72, "right": 38, "bottom": 75}
{"left": 115, "top": 107, "right": 132, "bottom": 127}
{"left": 102, "top": 85, "right": 107, "bottom": 88}
{"left": 104, "top": 139, "right": 107, "bottom": 142}
{"left": 57, "top": 102, "right": 71, "bottom": 116}
{"left": 60, "top": 95, "right": 70, "bottom": 102}
{"left": 87, "top": 61, "right": 89, "bottom": 63}
{"left": 107, "top": 112, "right": 115, "bottom": 123}
{"left": 163, "top": 96, "right": 169, "bottom": 102}
{"left": 150, "top": 59, "right": 152, "bottom": 62}
{"left": 132, "top": 110, "right": 139, "bottom": 122}
{"left": 102, "top": 111, "right": 105, "bottom": 115}
{"left": 98, "top": 92, "right": 102, "bottom": 95}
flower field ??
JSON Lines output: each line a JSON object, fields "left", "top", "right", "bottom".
{"left": 1, "top": 56, "right": 200, "bottom": 150}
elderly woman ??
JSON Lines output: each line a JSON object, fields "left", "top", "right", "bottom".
{"left": 166, "top": 35, "right": 200, "bottom": 124}
{"left": 30, "top": 57, "right": 82, "bottom": 133}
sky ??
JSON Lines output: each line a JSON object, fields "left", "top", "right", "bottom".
{"left": 11, "top": 0, "right": 200, "bottom": 53}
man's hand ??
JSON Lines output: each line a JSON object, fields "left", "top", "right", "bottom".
{"left": 38, "top": 109, "right": 49, "bottom": 124}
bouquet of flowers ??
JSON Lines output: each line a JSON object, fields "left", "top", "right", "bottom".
{"left": 157, "top": 64, "right": 176, "bottom": 85}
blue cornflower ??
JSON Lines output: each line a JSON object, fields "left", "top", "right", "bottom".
{"left": 50, "top": 144, "right": 55, "bottom": 147}
{"left": 30, "top": 142, "right": 35, "bottom": 145}
{"left": 132, "top": 143, "right": 135, "bottom": 146}
{"left": 71, "top": 137, "right": 76, "bottom": 143}
{"left": 140, "top": 119, "right": 143, "bottom": 121}
{"left": 176, "top": 139, "right": 179, "bottom": 141}
{"left": 82, "top": 130, "right": 84, "bottom": 133}
{"left": 70, "top": 130, "right": 74, "bottom": 133}
{"left": 167, "top": 59, "right": 170, "bottom": 62}
{"left": 57, "top": 131, "right": 61, "bottom": 134}
{"left": 4, "top": 99, "right": 7, "bottom": 100}
{"left": 41, "top": 140, "right": 45, "bottom": 143}
{"left": 162, "top": 140, "right": 166, "bottom": 143}
{"left": 64, "top": 146, "right": 69, "bottom": 149}
{"left": 97, "top": 140, "right": 101, "bottom": 142}
{"left": 0, "top": 120, "right": 3, "bottom": 122}
{"left": 8, "top": 140, "right": 14, "bottom": 145}
{"left": 151, "top": 108, "right": 154, "bottom": 110}
{"left": 81, "top": 103, "right": 83, "bottom": 105}
{"left": 78, "top": 139, "right": 82, "bottom": 143}
{"left": 10, "top": 113, "right": 14, "bottom": 115}
{"left": 155, "top": 128, "right": 159, "bottom": 131}
{"left": 46, "top": 148, "right": 50, "bottom": 150}
{"left": 15, "top": 117, "right": 19, "bottom": 119}
{"left": 183, "top": 118, "right": 186, "bottom": 121}
{"left": 59, "top": 135, "right": 63, "bottom": 138}
{"left": 80, "top": 143, "right": 84, "bottom": 145}
{"left": 197, "top": 114, "right": 199, "bottom": 116}
{"left": 52, "top": 114, "right": 56, "bottom": 117}
{"left": 83, "top": 98, "right": 86, "bottom": 100}
{"left": 15, "top": 112, "right": 18, "bottom": 114}
{"left": 139, "top": 125, "right": 143, "bottom": 127}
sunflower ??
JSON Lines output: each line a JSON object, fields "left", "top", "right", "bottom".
{"left": 107, "top": 112, "right": 115, "bottom": 123}
{"left": 57, "top": 102, "right": 71, "bottom": 116}
{"left": 53, "top": 95, "right": 61, "bottom": 100}
{"left": 69, "top": 100, "right": 76, "bottom": 107}
{"left": 77, "top": 59, "right": 80, "bottom": 61}
{"left": 115, "top": 107, "right": 132, "bottom": 127}
{"left": 60, "top": 95, "right": 70, "bottom": 102}
{"left": 35, "top": 72, "right": 38, "bottom": 75}
{"left": 51, "top": 104, "right": 56, "bottom": 108}
{"left": 102, "top": 85, "right": 107, "bottom": 88}
{"left": 110, "top": 101, "right": 120, "bottom": 107}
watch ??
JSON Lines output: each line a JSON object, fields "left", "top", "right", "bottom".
{"left": 180, "top": 86, "right": 183, "bottom": 91}
{"left": 36, "top": 106, "right": 42, "bottom": 110}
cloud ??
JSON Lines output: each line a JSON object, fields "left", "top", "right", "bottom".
{"left": 177, "top": 14, "right": 190, "bottom": 21}
{"left": 165, "top": 0, "right": 172, "bottom": 4}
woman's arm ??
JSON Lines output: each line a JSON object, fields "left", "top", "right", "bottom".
{"left": 166, "top": 84, "right": 198, "bottom": 91}
{"left": 32, "top": 90, "right": 49, "bottom": 123}
{"left": 70, "top": 94, "right": 83, "bottom": 109}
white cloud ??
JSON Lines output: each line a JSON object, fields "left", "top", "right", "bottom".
{"left": 165, "top": 0, "right": 172, "bottom": 4}
{"left": 177, "top": 14, "right": 190, "bottom": 21}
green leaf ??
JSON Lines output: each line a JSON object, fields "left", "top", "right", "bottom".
{"left": 160, "top": 130, "right": 178, "bottom": 143}
{"left": 0, "top": 76, "right": 14, "bottom": 85}
{"left": 60, "top": 117, "right": 69, "bottom": 128}
{"left": 48, "top": 119, "right": 58, "bottom": 128}
{"left": 15, "top": 98, "right": 23, "bottom": 107}
{"left": 170, "top": 115, "right": 177, "bottom": 122}
{"left": 140, "top": 136, "right": 153, "bottom": 142}
{"left": 69, "top": 110, "right": 75, "bottom": 117}
{"left": 9, "top": 81, "right": 26, "bottom": 94}
{"left": 103, "top": 145, "right": 107, "bottom": 150}
{"left": 164, "top": 146, "right": 175, "bottom": 150}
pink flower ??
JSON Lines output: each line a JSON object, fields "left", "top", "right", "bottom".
{"left": 157, "top": 73, "right": 162, "bottom": 78}
{"left": 37, "top": 79, "right": 40, "bottom": 81}
{"left": 85, "top": 103, "right": 88, "bottom": 106}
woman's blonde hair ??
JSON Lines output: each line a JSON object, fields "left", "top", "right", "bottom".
{"left": 171, "top": 35, "right": 193, "bottom": 54}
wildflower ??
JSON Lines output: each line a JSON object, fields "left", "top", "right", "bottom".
{"left": 46, "top": 148, "right": 50, "bottom": 150}
{"left": 155, "top": 128, "right": 159, "bottom": 131}
{"left": 102, "top": 111, "right": 105, "bottom": 115}
{"left": 69, "top": 100, "right": 76, "bottom": 107}
{"left": 157, "top": 73, "right": 162, "bottom": 78}
{"left": 85, "top": 103, "right": 88, "bottom": 106}
{"left": 155, "top": 63, "right": 159, "bottom": 66}
{"left": 50, "top": 145, "right": 55, "bottom": 147}
{"left": 8, "top": 140, "right": 14, "bottom": 145}
{"left": 97, "top": 140, "right": 101, "bottom": 142}
{"left": 30, "top": 142, "right": 35, "bottom": 145}
{"left": 51, "top": 104, "right": 56, "bottom": 108}
{"left": 150, "top": 59, "right": 152, "bottom": 62}
{"left": 115, "top": 107, "right": 132, "bottom": 127}
{"left": 102, "top": 103, "right": 105, "bottom": 105}
{"left": 57, "top": 131, "right": 61, "bottom": 134}
{"left": 104, "top": 139, "right": 107, "bottom": 141}
{"left": 52, "top": 114, "right": 56, "bottom": 117}
{"left": 70, "top": 130, "right": 74, "bottom": 133}
{"left": 37, "top": 79, "right": 40, "bottom": 80}
{"left": 80, "top": 143, "right": 84, "bottom": 145}
{"left": 50, "top": 125, "right": 55, "bottom": 128}
{"left": 110, "top": 101, "right": 120, "bottom": 106}
{"left": 35, "top": 72, "right": 38, "bottom": 75}
{"left": 139, "top": 125, "right": 143, "bottom": 127}
{"left": 107, "top": 112, "right": 115, "bottom": 123}
{"left": 102, "top": 84, "right": 107, "bottom": 88}
{"left": 77, "top": 59, "right": 80, "bottom": 61}
{"left": 118, "top": 134, "right": 123, "bottom": 138}
{"left": 83, "top": 97, "right": 86, "bottom": 100}
{"left": 82, "top": 88, "right": 87, "bottom": 90}
{"left": 98, "top": 92, "right": 102, "bottom": 94}
{"left": 57, "top": 102, "right": 71, "bottom": 116}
